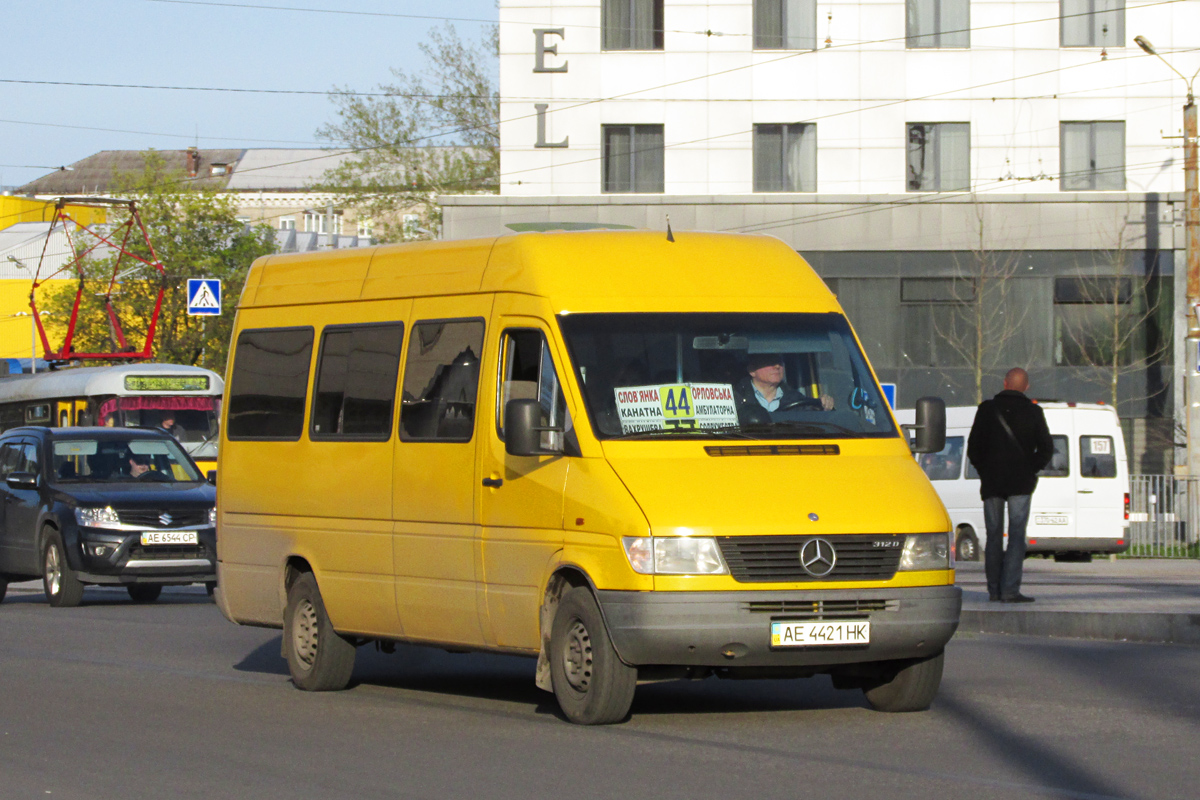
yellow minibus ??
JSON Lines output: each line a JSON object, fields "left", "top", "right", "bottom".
{"left": 215, "top": 231, "right": 958, "bottom": 724}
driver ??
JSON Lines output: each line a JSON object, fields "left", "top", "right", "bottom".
{"left": 127, "top": 453, "right": 152, "bottom": 478}
{"left": 740, "top": 353, "right": 834, "bottom": 416}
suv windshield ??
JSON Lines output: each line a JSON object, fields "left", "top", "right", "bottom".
{"left": 51, "top": 437, "right": 203, "bottom": 483}
{"left": 558, "top": 312, "right": 896, "bottom": 440}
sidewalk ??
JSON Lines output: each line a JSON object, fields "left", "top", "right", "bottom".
{"left": 956, "top": 557, "right": 1200, "bottom": 644}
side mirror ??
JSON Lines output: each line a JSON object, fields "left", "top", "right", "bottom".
{"left": 206, "top": 470, "right": 217, "bottom": 486}
{"left": 505, "top": 399, "right": 563, "bottom": 457}
{"left": 905, "top": 396, "right": 946, "bottom": 454}
{"left": 6, "top": 471, "right": 38, "bottom": 490}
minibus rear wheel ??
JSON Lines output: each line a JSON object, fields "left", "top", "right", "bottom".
{"left": 550, "top": 586, "right": 637, "bottom": 725}
{"left": 283, "top": 572, "right": 355, "bottom": 691}
{"left": 862, "top": 651, "right": 944, "bottom": 712}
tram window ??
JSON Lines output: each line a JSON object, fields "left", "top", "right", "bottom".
{"left": 227, "top": 327, "right": 314, "bottom": 440}
{"left": 311, "top": 323, "right": 405, "bottom": 439}
{"left": 25, "top": 405, "right": 49, "bottom": 423}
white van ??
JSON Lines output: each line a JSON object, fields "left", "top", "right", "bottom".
{"left": 895, "top": 403, "right": 1130, "bottom": 561}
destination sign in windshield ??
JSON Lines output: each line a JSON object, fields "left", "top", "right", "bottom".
{"left": 124, "top": 376, "right": 210, "bottom": 392}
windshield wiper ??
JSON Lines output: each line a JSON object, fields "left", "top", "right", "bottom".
{"left": 738, "top": 421, "right": 866, "bottom": 438}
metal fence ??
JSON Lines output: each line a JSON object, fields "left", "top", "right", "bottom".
{"left": 1128, "top": 475, "right": 1200, "bottom": 558}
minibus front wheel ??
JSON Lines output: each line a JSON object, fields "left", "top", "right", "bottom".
{"left": 550, "top": 587, "right": 637, "bottom": 725}
{"left": 862, "top": 651, "right": 945, "bottom": 712}
{"left": 283, "top": 572, "right": 356, "bottom": 691}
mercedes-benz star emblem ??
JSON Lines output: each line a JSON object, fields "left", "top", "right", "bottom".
{"left": 799, "top": 538, "right": 837, "bottom": 578}
{"left": 159, "top": 513, "right": 173, "bottom": 527}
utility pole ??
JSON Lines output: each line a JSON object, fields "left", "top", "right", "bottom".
{"left": 1136, "top": 36, "right": 1200, "bottom": 475}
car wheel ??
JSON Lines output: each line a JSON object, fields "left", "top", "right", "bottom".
{"left": 863, "top": 651, "right": 945, "bottom": 712}
{"left": 956, "top": 530, "right": 979, "bottom": 562}
{"left": 205, "top": 581, "right": 216, "bottom": 596}
{"left": 0, "top": 577, "right": 7, "bottom": 604}
{"left": 127, "top": 584, "right": 162, "bottom": 603}
{"left": 283, "top": 572, "right": 355, "bottom": 691}
{"left": 549, "top": 586, "right": 637, "bottom": 725}
{"left": 42, "top": 532, "right": 84, "bottom": 608}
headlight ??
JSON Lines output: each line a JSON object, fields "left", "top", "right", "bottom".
{"left": 75, "top": 506, "right": 122, "bottom": 529}
{"left": 209, "top": 507, "right": 217, "bottom": 527}
{"left": 622, "top": 536, "right": 729, "bottom": 575}
{"left": 898, "top": 532, "right": 951, "bottom": 571}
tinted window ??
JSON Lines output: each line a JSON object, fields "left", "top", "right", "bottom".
{"left": 400, "top": 320, "right": 484, "bottom": 442}
{"left": 1039, "top": 435, "right": 1070, "bottom": 477}
{"left": 0, "top": 443, "right": 22, "bottom": 477}
{"left": 918, "top": 435, "right": 963, "bottom": 481}
{"left": 227, "top": 328, "right": 314, "bottom": 440}
{"left": 312, "top": 323, "right": 405, "bottom": 439}
{"left": 19, "top": 442, "right": 39, "bottom": 476}
{"left": 1080, "top": 435, "right": 1117, "bottom": 478}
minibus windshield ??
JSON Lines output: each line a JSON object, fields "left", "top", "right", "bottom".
{"left": 558, "top": 312, "right": 896, "bottom": 440}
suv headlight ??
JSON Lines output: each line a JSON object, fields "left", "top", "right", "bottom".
{"left": 622, "top": 536, "right": 729, "bottom": 575}
{"left": 898, "top": 532, "right": 951, "bottom": 571}
{"left": 209, "top": 507, "right": 217, "bottom": 527}
{"left": 75, "top": 506, "right": 122, "bottom": 529}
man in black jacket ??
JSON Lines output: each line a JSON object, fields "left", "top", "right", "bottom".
{"left": 966, "top": 368, "right": 1054, "bottom": 603}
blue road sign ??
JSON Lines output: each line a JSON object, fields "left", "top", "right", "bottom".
{"left": 880, "top": 383, "right": 897, "bottom": 409}
{"left": 187, "top": 279, "right": 221, "bottom": 316}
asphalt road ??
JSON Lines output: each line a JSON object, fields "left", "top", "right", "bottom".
{"left": 2, "top": 583, "right": 1198, "bottom": 800}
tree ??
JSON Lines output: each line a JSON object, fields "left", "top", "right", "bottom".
{"left": 315, "top": 23, "right": 499, "bottom": 242}
{"left": 42, "top": 151, "right": 276, "bottom": 373}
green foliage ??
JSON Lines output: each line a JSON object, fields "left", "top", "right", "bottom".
{"left": 315, "top": 23, "right": 499, "bottom": 242}
{"left": 42, "top": 151, "right": 276, "bottom": 373}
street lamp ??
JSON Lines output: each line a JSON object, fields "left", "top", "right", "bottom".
{"left": 1135, "top": 36, "right": 1200, "bottom": 474}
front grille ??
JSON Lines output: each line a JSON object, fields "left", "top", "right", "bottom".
{"left": 745, "top": 599, "right": 897, "bottom": 617}
{"left": 117, "top": 509, "right": 210, "bottom": 528}
{"left": 717, "top": 534, "right": 905, "bottom": 583}
{"left": 125, "top": 543, "right": 211, "bottom": 561}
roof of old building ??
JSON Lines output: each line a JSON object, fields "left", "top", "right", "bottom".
{"left": 16, "top": 149, "right": 245, "bottom": 195}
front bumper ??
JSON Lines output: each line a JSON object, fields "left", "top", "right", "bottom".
{"left": 1025, "top": 537, "right": 1129, "bottom": 554}
{"left": 74, "top": 527, "right": 217, "bottom": 584}
{"left": 596, "top": 585, "right": 961, "bottom": 668}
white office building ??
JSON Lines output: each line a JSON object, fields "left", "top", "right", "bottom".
{"left": 442, "top": 0, "right": 1200, "bottom": 470}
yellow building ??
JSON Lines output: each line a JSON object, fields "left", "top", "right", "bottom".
{"left": 0, "top": 197, "right": 104, "bottom": 362}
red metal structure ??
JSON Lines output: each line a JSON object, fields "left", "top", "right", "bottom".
{"left": 30, "top": 197, "right": 165, "bottom": 361}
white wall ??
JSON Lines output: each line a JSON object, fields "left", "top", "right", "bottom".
{"left": 499, "top": 0, "right": 1200, "bottom": 196}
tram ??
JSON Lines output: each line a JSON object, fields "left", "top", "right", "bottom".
{"left": 0, "top": 363, "right": 223, "bottom": 472}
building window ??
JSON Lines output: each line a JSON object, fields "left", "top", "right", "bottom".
{"left": 303, "top": 210, "right": 343, "bottom": 234}
{"left": 753, "top": 124, "right": 817, "bottom": 192}
{"left": 753, "top": 0, "right": 816, "bottom": 50}
{"left": 402, "top": 214, "right": 420, "bottom": 240}
{"left": 899, "top": 278, "right": 976, "bottom": 367}
{"left": 602, "top": 125, "right": 665, "bottom": 193}
{"left": 357, "top": 219, "right": 374, "bottom": 241}
{"left": 906, "top": 0, "right": 969, "bottom": 48}
{"left": 602, "top": 0, "right": 663, "bottom": 50}
{"left": 1061, "top": 122, "right": 1125, "bottom": 190}
{"left": 1061, "top": 0, "right": 1123, "bottom": 47}
{"left": 1054, "top": 276, "right": 1135, "bottom": 366}
{"left": 907, "top": 123, "right": 970, "bottom": 191}
{"left": 279, "top": 217, "right": 296, "bottom": 231}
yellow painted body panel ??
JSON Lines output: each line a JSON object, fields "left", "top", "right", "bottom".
{"left": 217, "top": 231, "right": 953, "bottom": 657}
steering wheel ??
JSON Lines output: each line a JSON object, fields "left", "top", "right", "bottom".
{"left": 137, "top": 470, "right": 172, "bottom": 482}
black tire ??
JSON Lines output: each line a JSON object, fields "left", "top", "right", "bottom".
{"left": 956, "top": 530, "right": 979, "bottom": 562}
{"left": 0, "top": 577, "right": 7, "bottom": 604}
{"left": 283, "top": 572, "right": 355, "bottom": 691}
{"left": 127, "top": 584, "right": 162, "bottom": 603}
{"left": 863, "top": 651, "right": 945, "bottom": 712}
{"left": 205, "top": 581, "right": 216, "bottom": 597}
{"left": 549, "top": 586, "right": 637, "bottom": 725}
{"left": 42, "top": 532, "right": 84, "bottom": 608}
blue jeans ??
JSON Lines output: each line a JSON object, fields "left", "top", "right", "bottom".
{"left": 983, "top": 495, "right": 1032, "bottom": 600}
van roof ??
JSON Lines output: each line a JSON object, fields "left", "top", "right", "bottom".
{"left": 239, "top": 231, "right": 840, "bottom": 314}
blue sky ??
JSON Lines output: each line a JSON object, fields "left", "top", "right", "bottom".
{"left": 1, "top": 0, "right": 499, "bottom": 189}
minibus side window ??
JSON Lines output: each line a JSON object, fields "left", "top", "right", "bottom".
{"left": 311, "top": 323, "right": 405, "bottom": 440}
{"left": 226, "top": 327, "right": 314, "bottom": 440}
{"left": 1038, "top": 435, "right": 1070, "bottom": 477}
{"left": 917, "top": 436, "right": 963, "bottom": 480}
{"left": 399, "top": 320, "right": 484, "bottom": 442}
{"left": 1080, "top": 435, "right": 1117, "bottom": 478}
{"left": 497, "top": 329, "right": 571, "bottom": 450}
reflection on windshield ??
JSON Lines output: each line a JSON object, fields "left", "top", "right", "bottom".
{"left": 558, "top": 312, "right": 896, "bottom": 440}
{"left": 51, "top": 437, "right": 203, "bottom": 483}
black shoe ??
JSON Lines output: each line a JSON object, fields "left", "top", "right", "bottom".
{"left": 1001, "top": 594, "right": 1035, "bottom": 604}
{"left": 988, "top": 595, "right": 1000, "bottom": 602}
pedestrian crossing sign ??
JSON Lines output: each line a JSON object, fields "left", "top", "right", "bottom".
{"left": 187, "top": 279, "right": 221, "bottom": 316}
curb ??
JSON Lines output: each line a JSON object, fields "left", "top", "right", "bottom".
{"left": 960, "top": 610, "right": 1200, "bottom": 645}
